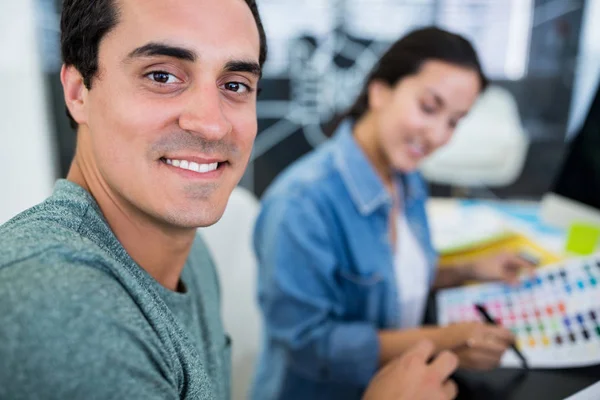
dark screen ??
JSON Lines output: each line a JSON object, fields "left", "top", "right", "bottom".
{"left": 552, "top": 81, "right": 600, "bottom": 210}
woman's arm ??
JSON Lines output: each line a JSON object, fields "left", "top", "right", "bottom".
{"left": 433, "top": 253, "right": 536, "bottom": 289}
{"left": 378, "top": 326, "right": 457, "bottom": 365}
{"left": 378, "top": 323, "right": 516, "bottom": 370}
{"left": 432, "top": 264, "right": 474, "bottom": 289}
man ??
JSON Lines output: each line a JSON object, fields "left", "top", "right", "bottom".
{"left": 0, "top": 0, "right": 458, "bottom": 399}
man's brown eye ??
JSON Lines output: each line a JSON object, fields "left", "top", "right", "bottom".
{"left": 147, "top": 71, "right": 177, "bottom": 84}
{"left": 153, "top": 72, "right": 170, "bottom": 83}
{"left": 224, "top": 82, "right": 250, "bottom": 93}
{"left": 226, "top": 82, "right": 240, "bottom": 91}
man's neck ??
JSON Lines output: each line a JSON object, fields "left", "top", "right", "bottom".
{"left": 67, "top": 141, "right": 195, "bottom": 292}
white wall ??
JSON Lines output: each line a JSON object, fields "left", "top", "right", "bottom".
{"left": 200, "top": 187, "right": 262, "bottom": 400}
{"left": 567, "top": 0, "right": 600, "bottom": 139}
{"left": 0, "top": 0, "right": 56, "bottom": 224}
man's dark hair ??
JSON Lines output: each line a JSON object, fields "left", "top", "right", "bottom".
{"left": 60, "top": 0, "right": 268, "bottom": 129}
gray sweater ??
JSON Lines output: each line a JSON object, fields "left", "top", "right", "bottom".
{"left": 0, "top": 180, "right": 230, "bottom": 399}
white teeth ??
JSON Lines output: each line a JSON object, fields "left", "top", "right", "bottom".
{"left": 164, "top": 158, "right": 220, "bottom": 174}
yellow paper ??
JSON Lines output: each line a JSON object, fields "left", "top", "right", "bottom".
{"left": 439, "top": 233, "right": 562, "bottom": 268}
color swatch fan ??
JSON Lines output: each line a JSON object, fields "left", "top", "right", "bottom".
{"left": 437, "top": 253, "right": 600, "bottom": 369}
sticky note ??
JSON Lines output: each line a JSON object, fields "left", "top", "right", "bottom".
{"left": 566, "top": 223, "right": 600, "bottom": 255}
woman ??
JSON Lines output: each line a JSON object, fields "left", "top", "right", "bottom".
{"left": 252, "top": 27, "right": 532, "bottom": 400}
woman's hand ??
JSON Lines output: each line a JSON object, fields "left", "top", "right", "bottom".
{"left": 468, "top": 252, "right": 536, "bottom": 285}
{"left": 442, "top": 322, "right": 515, "bottom": 370}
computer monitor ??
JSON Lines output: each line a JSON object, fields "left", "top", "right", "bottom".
{"left": 540, "top": 80, "right": 600, "bottom": 228}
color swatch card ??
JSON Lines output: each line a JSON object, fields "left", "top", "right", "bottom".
{"left": 437, "top": 253, "right": 600, "bottom": 369}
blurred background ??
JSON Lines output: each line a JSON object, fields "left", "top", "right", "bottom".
{"left": 2, "top": 0, "right": 600, "bottom": 223}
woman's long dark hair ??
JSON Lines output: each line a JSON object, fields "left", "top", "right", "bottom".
{"left": 326, "top": 27, "right": 487, "bottom": 134}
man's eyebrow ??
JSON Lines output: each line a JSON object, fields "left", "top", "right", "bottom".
{"left": 224, "top": 60, "right": 262, "bottom": 78}
{"left": 126, "top": 42, "right": 197, "bottom": 62}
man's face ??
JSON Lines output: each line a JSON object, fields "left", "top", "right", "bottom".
{"left": 75, "top": 0, "right": 260, "bottom": 228}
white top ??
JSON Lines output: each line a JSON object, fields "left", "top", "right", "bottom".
{"left": 394, "top": 212, "right": 430, "bottom": 328}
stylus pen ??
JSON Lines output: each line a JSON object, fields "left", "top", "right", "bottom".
{"left": 474, "top": 303, "right": 530, "bottom": 370}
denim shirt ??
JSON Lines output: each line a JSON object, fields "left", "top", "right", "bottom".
{"left": 252, "top": 120, "right": 438, "bottom": 400}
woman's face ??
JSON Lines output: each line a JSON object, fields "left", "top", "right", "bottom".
{"left": 369, "top": 60, "right": 482, "bottom": 173}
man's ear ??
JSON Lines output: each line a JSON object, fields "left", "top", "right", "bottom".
{"left": 60, "top": 64, "right": 88, "bottom": 125}
{"left": 367, "top": 79, "right": 392, "bottom": 112}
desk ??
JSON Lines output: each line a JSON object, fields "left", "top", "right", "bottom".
{"left": 426, "top": 199, "right": 600, "bottom": 399}
{"left": 424, "top": 296, "right": 600, "bottom": 400}
{"left": 426, "top": 198, "right": 567, "bottom": 256}
{"left": 454, "top": 366, "right": 600, "bottom": 400}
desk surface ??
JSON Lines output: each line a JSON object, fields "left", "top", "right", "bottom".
{"left": 425, "top": 295, "right": 600, "bottom": 400}
{"left": 427, "top": 198, "right": 567, "bottom": 255}
{"left": 454, "top": 366, "right": 600, "bottom": 400}
{"left": 426, "top": 199, "right": 600, "bottom": 399}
